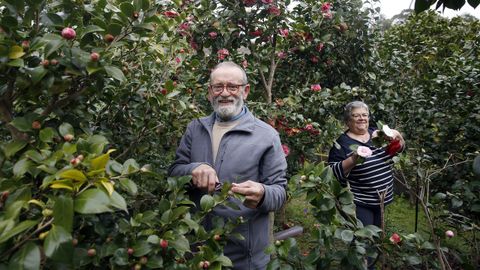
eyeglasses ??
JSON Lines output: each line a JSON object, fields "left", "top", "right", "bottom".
{"left": 351, "top": 113, "right": 369, "bottom": 119}
{"left": 210, "top": 83, "right": 246, "bottom": 95}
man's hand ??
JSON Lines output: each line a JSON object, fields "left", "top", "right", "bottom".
{"left": 231, "top": 181, "right": 265, "bottom": 209}
{"left": 191, "top": 164, "right": 219, "bottom": 193}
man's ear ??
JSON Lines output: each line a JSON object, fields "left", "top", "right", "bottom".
{"left": 207, "top": 87, "right": 213, "bottom": 103}
{"left": 243, "top": 84, "right": 250, "bottom": 100}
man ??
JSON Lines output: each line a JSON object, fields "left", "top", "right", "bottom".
{"left": 168, "top": 61, "right": 287, "bottom": 269}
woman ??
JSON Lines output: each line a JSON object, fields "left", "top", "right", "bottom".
{"left": 328, "top": 101, "right": 405, "bottom": 228}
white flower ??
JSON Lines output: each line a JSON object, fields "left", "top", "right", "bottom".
{"left": 382, "top": 124, "right": 394, "bottom": 138}
{"left": 357, "top": 146, "right": 372, "bottom": 158}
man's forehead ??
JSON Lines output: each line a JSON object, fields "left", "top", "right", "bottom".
{"left": 211, "top": 66, "right": 243, "bottom": 79}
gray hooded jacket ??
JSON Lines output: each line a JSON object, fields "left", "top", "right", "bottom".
{"left": 168, "top": 108, "right": 287, "bottom": 270}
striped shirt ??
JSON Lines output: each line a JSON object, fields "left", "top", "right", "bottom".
{"left": 328, "top": 129, "right": 394, "bottom": 206}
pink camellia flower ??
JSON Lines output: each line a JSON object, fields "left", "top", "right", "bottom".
{"left": 179, "top": 22, "right": 189, "bottom": 31}
{"left": 262, "top": 0, "right": 273, "bottom": 4}
{"left": 163, "top": 11, "right": 179, "bottom": 18}
{"left": 323, "top": 12, "right": 333, "bottom": 20}
{"left": 279, "top": 28, "right": 289, "bottom": 37}
{"left": 175, "top": 57, "right": 181, "bottom": 64}
{"left": 268, "top": 5, "right": 281, "bottom": 16}
{"left": 316, "top": 43, "right": 324, "bottom": 52}
{"left": 208, "top": 32, "right": 218, "bottom": 39}
{"left": 61, "top": 27, "right": 76, "bottom": 40}
{"left": 310, "top": 56, "right": 319, "bottom": 63}
{"left": 389, "top": 233, "right": 401, "bottom": 244}
{"left": 304, "top": 124, "right": 313, "bottom": 131}
{"left": 242, "top": 59, "right": 248, "bottom": 69}
{"left": 357, "top": 146, "right": 372, "bottom": 158}
{"left": 277, "top": 51, "right": 287, "bottom": 59}
{"left": 189, "top": 39, "right": 198, "bottom": 51}
{"left": 445, "top": 230, "right": 454, "bottom": 238}
{"left": 217, "top": 48, "right": 229, "bottom": 60}
{"left": 282, "top": 144, "right": 290, "bottom": 156}
{"left": 244, "top": 0, "right": 256, "bottom": 6}
{"left": 321, "top": 2, "right": 332, "bottom": 12}
{"left": 311, "top": 84, "right": 322, "bottom": 91}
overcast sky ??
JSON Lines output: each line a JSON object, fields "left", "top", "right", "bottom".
{"left": 378, "top": 0, "right": 480, "bottom": 18}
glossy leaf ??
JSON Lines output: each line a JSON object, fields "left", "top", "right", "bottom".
{"left": 9, "top": 45, "right": 25, "bottom": 59}
{"left": 43, "top": 225, "right": 73, "bottom": 263}
{"left": 9, "top": 242, "right": 41, "bottom": 270}
{"left": 74, "top": 189, "right": 112, "bottom": 214}
{"left": 104, "top": 66, "right": 126, "bottom": 82}
{"left": 3, "top": 140, "right": 27, "bottom": 158}
{"left": 59, "top": 169, "right": 87, "bottom": 182}
{"left": 53, "top": 195, "right": 74, "bottom": 232}
{"left": 0, "top": 220, "right": 39, "bottom": 244}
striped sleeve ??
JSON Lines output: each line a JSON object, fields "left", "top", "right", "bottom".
{"left": 328, "top": 142, "right": 348, "bottom": 184}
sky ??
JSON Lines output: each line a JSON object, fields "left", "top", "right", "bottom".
{"left": 377, "top": 0, "right": 480, "bottom": 18}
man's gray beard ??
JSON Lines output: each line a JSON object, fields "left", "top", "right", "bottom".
{"left": 212, "top": 94, "right": 244, "bottom": 121}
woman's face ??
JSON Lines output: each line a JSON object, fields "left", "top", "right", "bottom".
{"left": 347, "top": 107, "right": 369, "bottom": 134}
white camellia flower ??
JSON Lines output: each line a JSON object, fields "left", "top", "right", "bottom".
{"left": 357, "top": 146, "right": 373, "bottom": 158}
{"left": 382, "top": 124, "right": 395, "bottom": 138}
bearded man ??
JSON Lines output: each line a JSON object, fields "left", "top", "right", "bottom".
{"left": 169, "top": 61, "right": 287, "bottom": 270}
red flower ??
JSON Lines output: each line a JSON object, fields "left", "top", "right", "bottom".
{"left": 389, "top": 233, "right": 401, "bottom": 244}
{"left": 217, "top": 48, "right": 229, "bottom": 60}
{"left": 282, "top": 144, "right": 290, "bottom": 156}
{"left": 386, "top": 139, "right": 402, "bottom": 156}
{"left": 311, "top": 84, "right": 322, "bottom": 91}
{"left": 316, "top": 43, "right": 324, "bottom": 52}
{"left": 321, "top": 2, "right": 332, "bottom": 12}
{"left": 208, "top": 32, "right": 218, "bottom": 39}
{"left": 250, "top": 29, "right": 263, "bottom": 37}
{"left": 304, "top": 124, "right": 313, "bottom": 131}
{"left": 268, "top": 5, "right": 281, "bottom": 16}
{"left": 279, "top": 29, "right": 289, "bottom": 37}
{"left": 323, "top": 12, "right": 333, "bottom": 20}
{"left": 242, "top": 59, "right": 248, "bottom": 69}
{"left": 310, "top": 55, "right": 319, "bottom": 63}
{"left": 277, "top": 51, "right": 287, "bottom": 59}
{"left": 262, "top": 0, "right": 273, "bottom": 3}
{"left": 163, "top": 11, "right": 179, "bottom": 18}
{"left": 244, "top": 0, "right": 256, "bottom": 6}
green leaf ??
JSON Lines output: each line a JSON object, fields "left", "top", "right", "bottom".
{"left": 415, "top": 0, "right": 434, "bottom": 13}
{"left": 43, "top": 225, "right": 73, "bottom": 263}
{"left": 104, "top": 66, "right": 126, "bottom": 82}
{"left": 340, "top": 229, "right": 354, "bottom": 242}
{"left": 0, "top": 220, "right": 39, "bottom": 244}
{"left": 58, "top": 123, "right": 74, "bottom": 137}
{"left": 7, "top": 58, "right": 24, "bottom": 67}
{"left": 9, "top": 45, "right": 25, "bottom": 59}
{"left": 9, "top": 117, "right": 32, "bottom": 132}
{"left": 13, "top": 158, "right": 32, "bottom": 177}
{"left": 74, "top": 189, "right": 112, "bottom": 214}
{"left": 3, "top": 140, "right": 27, "bottom": 158}
{"left": 44, "top": 40, "right": 63, "bottom": 58}
{"left": 119, "top": 178, "right": 138, "bottom": 195}
{"left": 24, "top": 150, "right": 44, "bottom": 163}
{"left": 122, "top": 159, "right": 139, "bottom": 174}
{"left": 170, "top": 236, "right": 190, "bottom": 255}
{"left": 9, "top": 242, "right": 41, "bottom": 270}
{"left": 39, "top": 127, "right": 55, "bottom": 143}
{"left": 110, "top": 191, "right": 128, "bottom": 212}
{"left": 132, "top": 240, "right": 152, "bottom": 256}
{"left": 54, "top": 195, "right": 74, "bottom": 232}
{"left": 473, "top": 155, "right": 480, "bottom": 176}
{"left": 91, "top": 152, "right": 111, "bottom": 171}
{"left": 468, "top": 0, "right": 480, "bottom": 8}
{"left": 59, "top": 169, "right": 87, "bottom": 181}
{"left": 112, "top": 248, "right": 129, "bottom": 265}
{"left": 406, "top": 255, "right": 422, "bottom": 265}
{"left": 27, "top": 66, "right": 48, "bottom": 84}
{"left": 120, "top": 2, "right": 135, "bottom": 17}
{"left": 200, "top": 194, "right": 214, "bottom": 211}
{"left": 80, "top": 25, "right": 105, "bottom": 39}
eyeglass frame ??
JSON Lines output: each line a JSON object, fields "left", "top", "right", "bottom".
{"left": 209, "top": 83, "right": 247, "bottom": 95}
{"left": 350, "top": 113, "right": 369, "bottom": 119}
